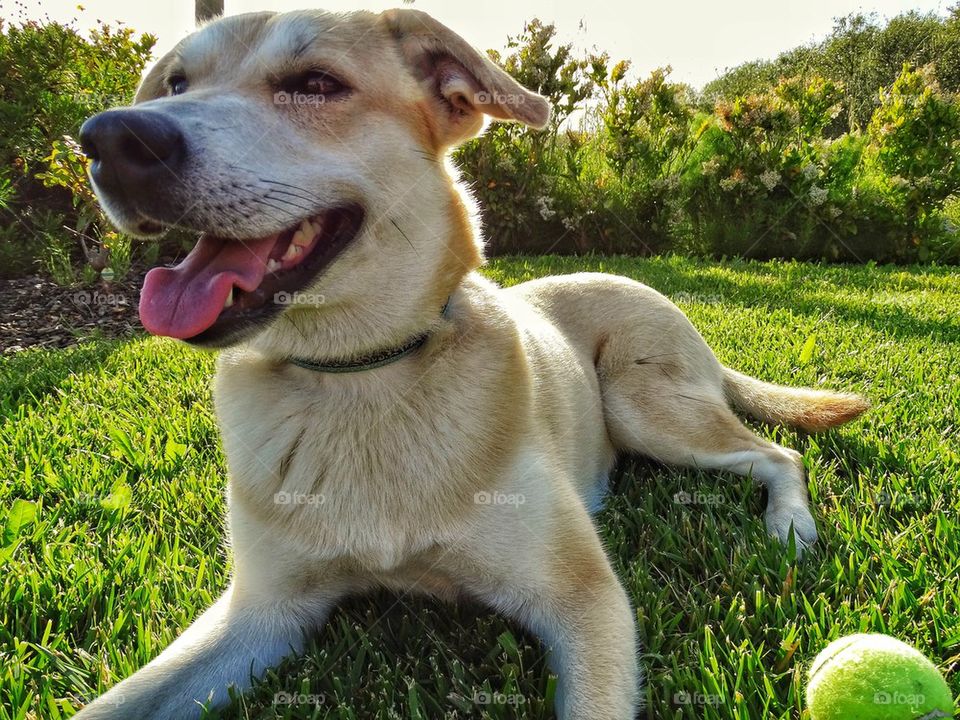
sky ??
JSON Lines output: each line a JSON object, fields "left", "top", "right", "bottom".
{"left": 2, "top": 0, "right": 951, "bottom": 88}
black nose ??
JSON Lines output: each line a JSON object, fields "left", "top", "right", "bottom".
{"left": 79, "top": 109, "right": 186, "bottom": 196}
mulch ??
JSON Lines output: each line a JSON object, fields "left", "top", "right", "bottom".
{"left": 0, "top": 272, "right": 147, "bottom": 354}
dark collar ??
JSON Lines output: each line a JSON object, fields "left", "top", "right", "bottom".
{"left": 287, "top": 301, "right": 449, "bottom": 374}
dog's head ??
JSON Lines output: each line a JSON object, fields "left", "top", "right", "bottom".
{"left": 80, "top": 9, "right": 549, "bottom": 350}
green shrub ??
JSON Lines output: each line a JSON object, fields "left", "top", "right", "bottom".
{"left": 703, "top": 9, "right": 960, "bottom": 132}
{"left": 4, "top": 12, "right": 960, "bottom": 276}
{"left": 0, "top": 15, "right": 155, "bottom": 279}
{"left": 545, "top": 66, "right": 698, "bottom": 255}
{"left": 455, "top": 20, "right": 595, "bottom": 254}
{"left": 848, "top": 65, "right": 960, "bottom": 261}
{"left": 682, "top": 77, "right": 849, "bottom": 259}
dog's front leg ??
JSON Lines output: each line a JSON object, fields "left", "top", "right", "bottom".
{"left": 468, "top": 501, "right": 641, "bottom": 719}
{"left": 75, "top": 584, "right": 330, "bottom": 719}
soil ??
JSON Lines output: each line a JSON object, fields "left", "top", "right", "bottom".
{"left": 0, "top": 272, "right": 147, "bottom": 354}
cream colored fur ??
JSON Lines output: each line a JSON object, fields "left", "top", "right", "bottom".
{"left": 76, "top": 9, "right": 868, "bottom": 719}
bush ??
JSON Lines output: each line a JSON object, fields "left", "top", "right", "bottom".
{"left": 682, "top": 77, "right": 846, "bottom": 259}
{"left": 558, "top": 65, "right": 696, "bottom": 255}
{"left": 4, "top": 11, "right": 960, "bottom": 276}
{"left": 0, "top": 14, "right": 155, "bottom": 278}
{"left": 458, "top": 30, "right": 960, "bottom": 264}
{"left": 454, "top": 19, "right": 595, "bottom": 254}
{"left": 703, "top": 9, "right": 960, "bottom": 132}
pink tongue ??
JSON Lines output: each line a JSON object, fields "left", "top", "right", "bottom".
{"left": 139, "top": 233, "right": 279, "bottom": 339}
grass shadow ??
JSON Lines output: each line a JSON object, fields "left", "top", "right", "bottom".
{"left": 0, "top": 339, "right": 131, "bottom": 417}
{"left": 497, "top": 256, "right": 960, "bottom": 343}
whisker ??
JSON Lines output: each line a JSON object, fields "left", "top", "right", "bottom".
{"left": 247, "top": 196, "right": 297, "bottom": 220}
{"left": 390, "top": 218, "right": 417, "bottom": 254}
{"left": 265, "top": 187, "right": 319, "bottom": 205}
{"left": 263, "top": 192, "right": 314, "bottom": 214}
{"left": 258, "top": 177, "right": 319, "bottom": 197}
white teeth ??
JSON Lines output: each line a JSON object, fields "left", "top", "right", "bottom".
{"left": 299, "top": 218, "right": 315, "bottom": 239}
{"left": 278, "top": 218, "right": 318, "bottom": 266}
{"left": 224, "top": 289, "right": 234, "bottom": 308}
{"left": 281, "top": 242, "right": 302, "bottom": 262}
{"left": 292, "top": 228, "right": 312, "bottom": 247}
{"left": 267, "top": 258, "right": 281, "bottom": 272}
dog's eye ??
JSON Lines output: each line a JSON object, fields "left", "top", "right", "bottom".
{"left": 303, "top": 73, "right": 344, "bottom": 96}
{"left": 168, "top": 75, "right": 189, "bottom": 96}
{"left": 281, "top": 71, "right": 347, "bottom": 99}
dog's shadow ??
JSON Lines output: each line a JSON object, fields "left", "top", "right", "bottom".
{"left": 209, "top": 430, "right": 873, "bottom": 720}
{"left": 212, "top": 589, "right": 558, "bottom": 719}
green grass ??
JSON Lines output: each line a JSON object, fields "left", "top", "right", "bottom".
{"left": 2, "top": 255, "right": 959, "bottom": 719}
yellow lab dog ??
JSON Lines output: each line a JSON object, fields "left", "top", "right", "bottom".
{"left": 75, "top": 8, "right": 868, "bottom": 719}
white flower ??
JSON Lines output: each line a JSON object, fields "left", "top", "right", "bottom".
{"left": 759, "top": 170, "right": 780, "bottom": 191}
{"left": 802, "top": 163, "right": 819, "bottom": 180}
{"left": 562, "top": 216, "right": 577, "bottom": 231}
{"left": 701, "top": 158, "right": 720, "bottom": 176}
{"left": 536, "top": 196, "right": 556, "bottom": 221}
{"left": 809, "top": 185, "right": 828, "bottom": 206}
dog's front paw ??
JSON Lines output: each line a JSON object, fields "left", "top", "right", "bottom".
{"left": 765, "top": 502, "right": 818, "bottom": 558}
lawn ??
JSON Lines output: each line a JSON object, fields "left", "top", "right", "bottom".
{"left": 2, "top": 255, "right": 959, "bottom": 719}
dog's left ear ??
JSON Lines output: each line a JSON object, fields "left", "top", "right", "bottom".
{"left": 381, "top": 9, "right": 551, "bottom": 147}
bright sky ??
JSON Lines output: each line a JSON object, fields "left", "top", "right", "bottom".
{"left": 4, "top": 0, "right": 951, "bottom": 88}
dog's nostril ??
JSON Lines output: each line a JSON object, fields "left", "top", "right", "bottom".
{"left": 78, "top": 117, "right": 101, "bottom": 161}
{"left": 120, "top": 122, "right": 184, "bottom": 168}
{"left": 122, "top": 134, "right": 166, "bottom": 166}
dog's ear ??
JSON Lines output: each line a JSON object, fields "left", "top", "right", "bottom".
{"left": 381, "top": 9, "right": 551, "bottom": 147}
{"left": 134, "top": 53, "right": 176, "bottom": 104}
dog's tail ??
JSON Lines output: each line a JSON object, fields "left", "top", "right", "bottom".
{"left": 722, "top": 367, "right": 870, "bottom": 432}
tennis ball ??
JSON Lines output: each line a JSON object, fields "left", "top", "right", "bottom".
{"left": 807, "top": 633, "right": 955, "bottom": 720}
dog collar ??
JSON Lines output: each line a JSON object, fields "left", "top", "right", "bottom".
{"left": 287, "top": 301, "right": 449, "bottom": 374}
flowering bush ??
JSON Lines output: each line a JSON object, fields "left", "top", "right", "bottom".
{"left": 459, "top": 51, "right": 960, "bottom": 263}
{"left": 0, "top": 14, "right": 155, "bottom": 278}
{"left": 5, "top": 13, "right": 960, "bottom": 280}
{"left": 682, "top": 77, "right": 848, "bottom": 259}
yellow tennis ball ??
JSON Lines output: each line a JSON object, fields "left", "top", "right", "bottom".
{"left": 807, "top": 634, "right": 954, "bottom": 720}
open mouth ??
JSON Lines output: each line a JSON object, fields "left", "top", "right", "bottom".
{"left": 138, "top": 204, "right": 364, "bottom": 345}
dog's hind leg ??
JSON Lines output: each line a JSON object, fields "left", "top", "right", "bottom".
{"left": 596, "top": 327, "right": 819, "bottom": 556}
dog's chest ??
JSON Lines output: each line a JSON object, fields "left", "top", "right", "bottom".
{"left": 214, "top": 359, "right": 520, "bottom": 570}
